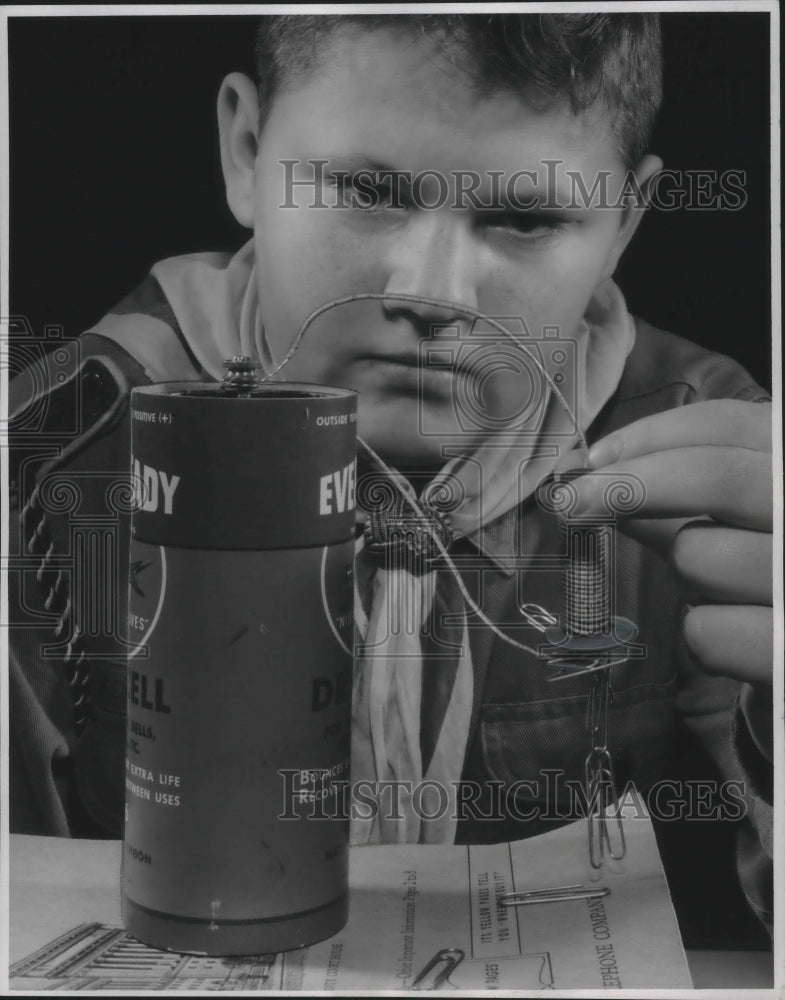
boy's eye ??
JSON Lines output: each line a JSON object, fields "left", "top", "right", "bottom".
{"left": 478, "top": 210, "right": 567, "bottom": 242}
{"left": 327, "top": 171, "right": 407, "bottom": 211}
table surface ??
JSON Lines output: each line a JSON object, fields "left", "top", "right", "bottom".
{"left": 6, "top": 833, "right": 776, "bottom": 992}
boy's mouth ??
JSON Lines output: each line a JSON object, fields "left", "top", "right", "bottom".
{"left": 359, "top": 353, "right": 469, "bottom": 397}
{"left": 362, "top": 350, "right": 477, "bottom": 375}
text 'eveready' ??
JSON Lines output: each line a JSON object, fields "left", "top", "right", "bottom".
{"left": 319, "top": 461, "right": 356, "bottom": 515}
{"left": 132, "top": 458, "right": 180, "bottom": 514}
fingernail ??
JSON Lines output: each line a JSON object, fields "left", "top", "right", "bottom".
{"left": 588, "top": 433, "right": 622, "bottom": 469}
{"left": 571, "top": 475, "right": 598, "bottom": 516}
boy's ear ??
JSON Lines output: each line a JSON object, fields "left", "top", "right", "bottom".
{"left": 217, "top": 72, "right": 261, "bottom": 229}
{"left": 599, "top": 154, "right": 663, "bottom": 282}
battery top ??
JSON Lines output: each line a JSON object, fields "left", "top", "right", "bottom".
{"left": 130, "top": 382, "right": 358, "bottom": 549}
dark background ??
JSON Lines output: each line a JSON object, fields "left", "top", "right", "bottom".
{"left": 6, "top": 11, "right": 774, "bottom": 954}
{"left": 8, "top": 12, "right": 773, "bottom": 392}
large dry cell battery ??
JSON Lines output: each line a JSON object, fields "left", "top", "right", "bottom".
{"left": 122, "top": 366, "right": 357, "bottom": 955}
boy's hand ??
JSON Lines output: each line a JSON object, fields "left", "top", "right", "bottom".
{"left": 566, "top": 399, "right": 773, "bottom": 686}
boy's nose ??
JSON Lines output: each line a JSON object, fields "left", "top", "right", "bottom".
{"left": 382, "top": 214, "right": 480, "bottom": 328}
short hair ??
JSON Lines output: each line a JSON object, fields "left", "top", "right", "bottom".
{"left": 254, "top": 14, "right": 662, "bottom": 166}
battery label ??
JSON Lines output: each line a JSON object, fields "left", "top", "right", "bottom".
{"left": 319, "top": 460, "right": 356, "bottom": 516}
{"left": 123, "top": 538, "right": 353, "bottom": 922}
{"left": 129, "top": 389, "right": 357, "bottom": 549}
{"left": 130, "top": 458, "right": 180, "bottom": 514}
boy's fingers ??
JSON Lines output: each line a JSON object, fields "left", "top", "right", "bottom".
{"left": 615, "top": 516, "right": 696, "bottom": 560}
{"left": 683, "top": 604, "right": 773, "bottom": 686}
{"left": 573, "top": 446, "right": 772, "bottom": 530}
{"left": 669, "top": 523, "right": 773, "bottom": 604}
{"left": 616, "top": 519, "right": 772, "bottom": 603}
{"left": 587, "top": 399, "right": 771, "bottom": 469}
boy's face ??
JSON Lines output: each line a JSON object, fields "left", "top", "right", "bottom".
{"left": 221, "top": 27, "right": 655, "bottom": 470}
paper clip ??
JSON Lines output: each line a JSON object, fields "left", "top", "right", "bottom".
{"left": 500, "top": 884, "right": 610, "bottom": 907}
{"left": 585, "top": 673, "right": 627, "bottom": 869}
{"left": 411, "top": 948, "right": 465, "bottom": 990}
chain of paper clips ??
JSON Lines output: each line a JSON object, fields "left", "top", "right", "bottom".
{"left": 258, "top": 291, "right": 633, "bottom": 867}
{"left": 586, "top": 671, "right": 626, "bottom": 868}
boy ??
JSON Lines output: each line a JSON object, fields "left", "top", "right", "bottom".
{"left": 8, "top": 13, "right": 773, "bottom": 935}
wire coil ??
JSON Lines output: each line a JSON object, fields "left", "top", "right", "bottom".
{"left": 562, "top": 522, "right": 613, "bottom": 638}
